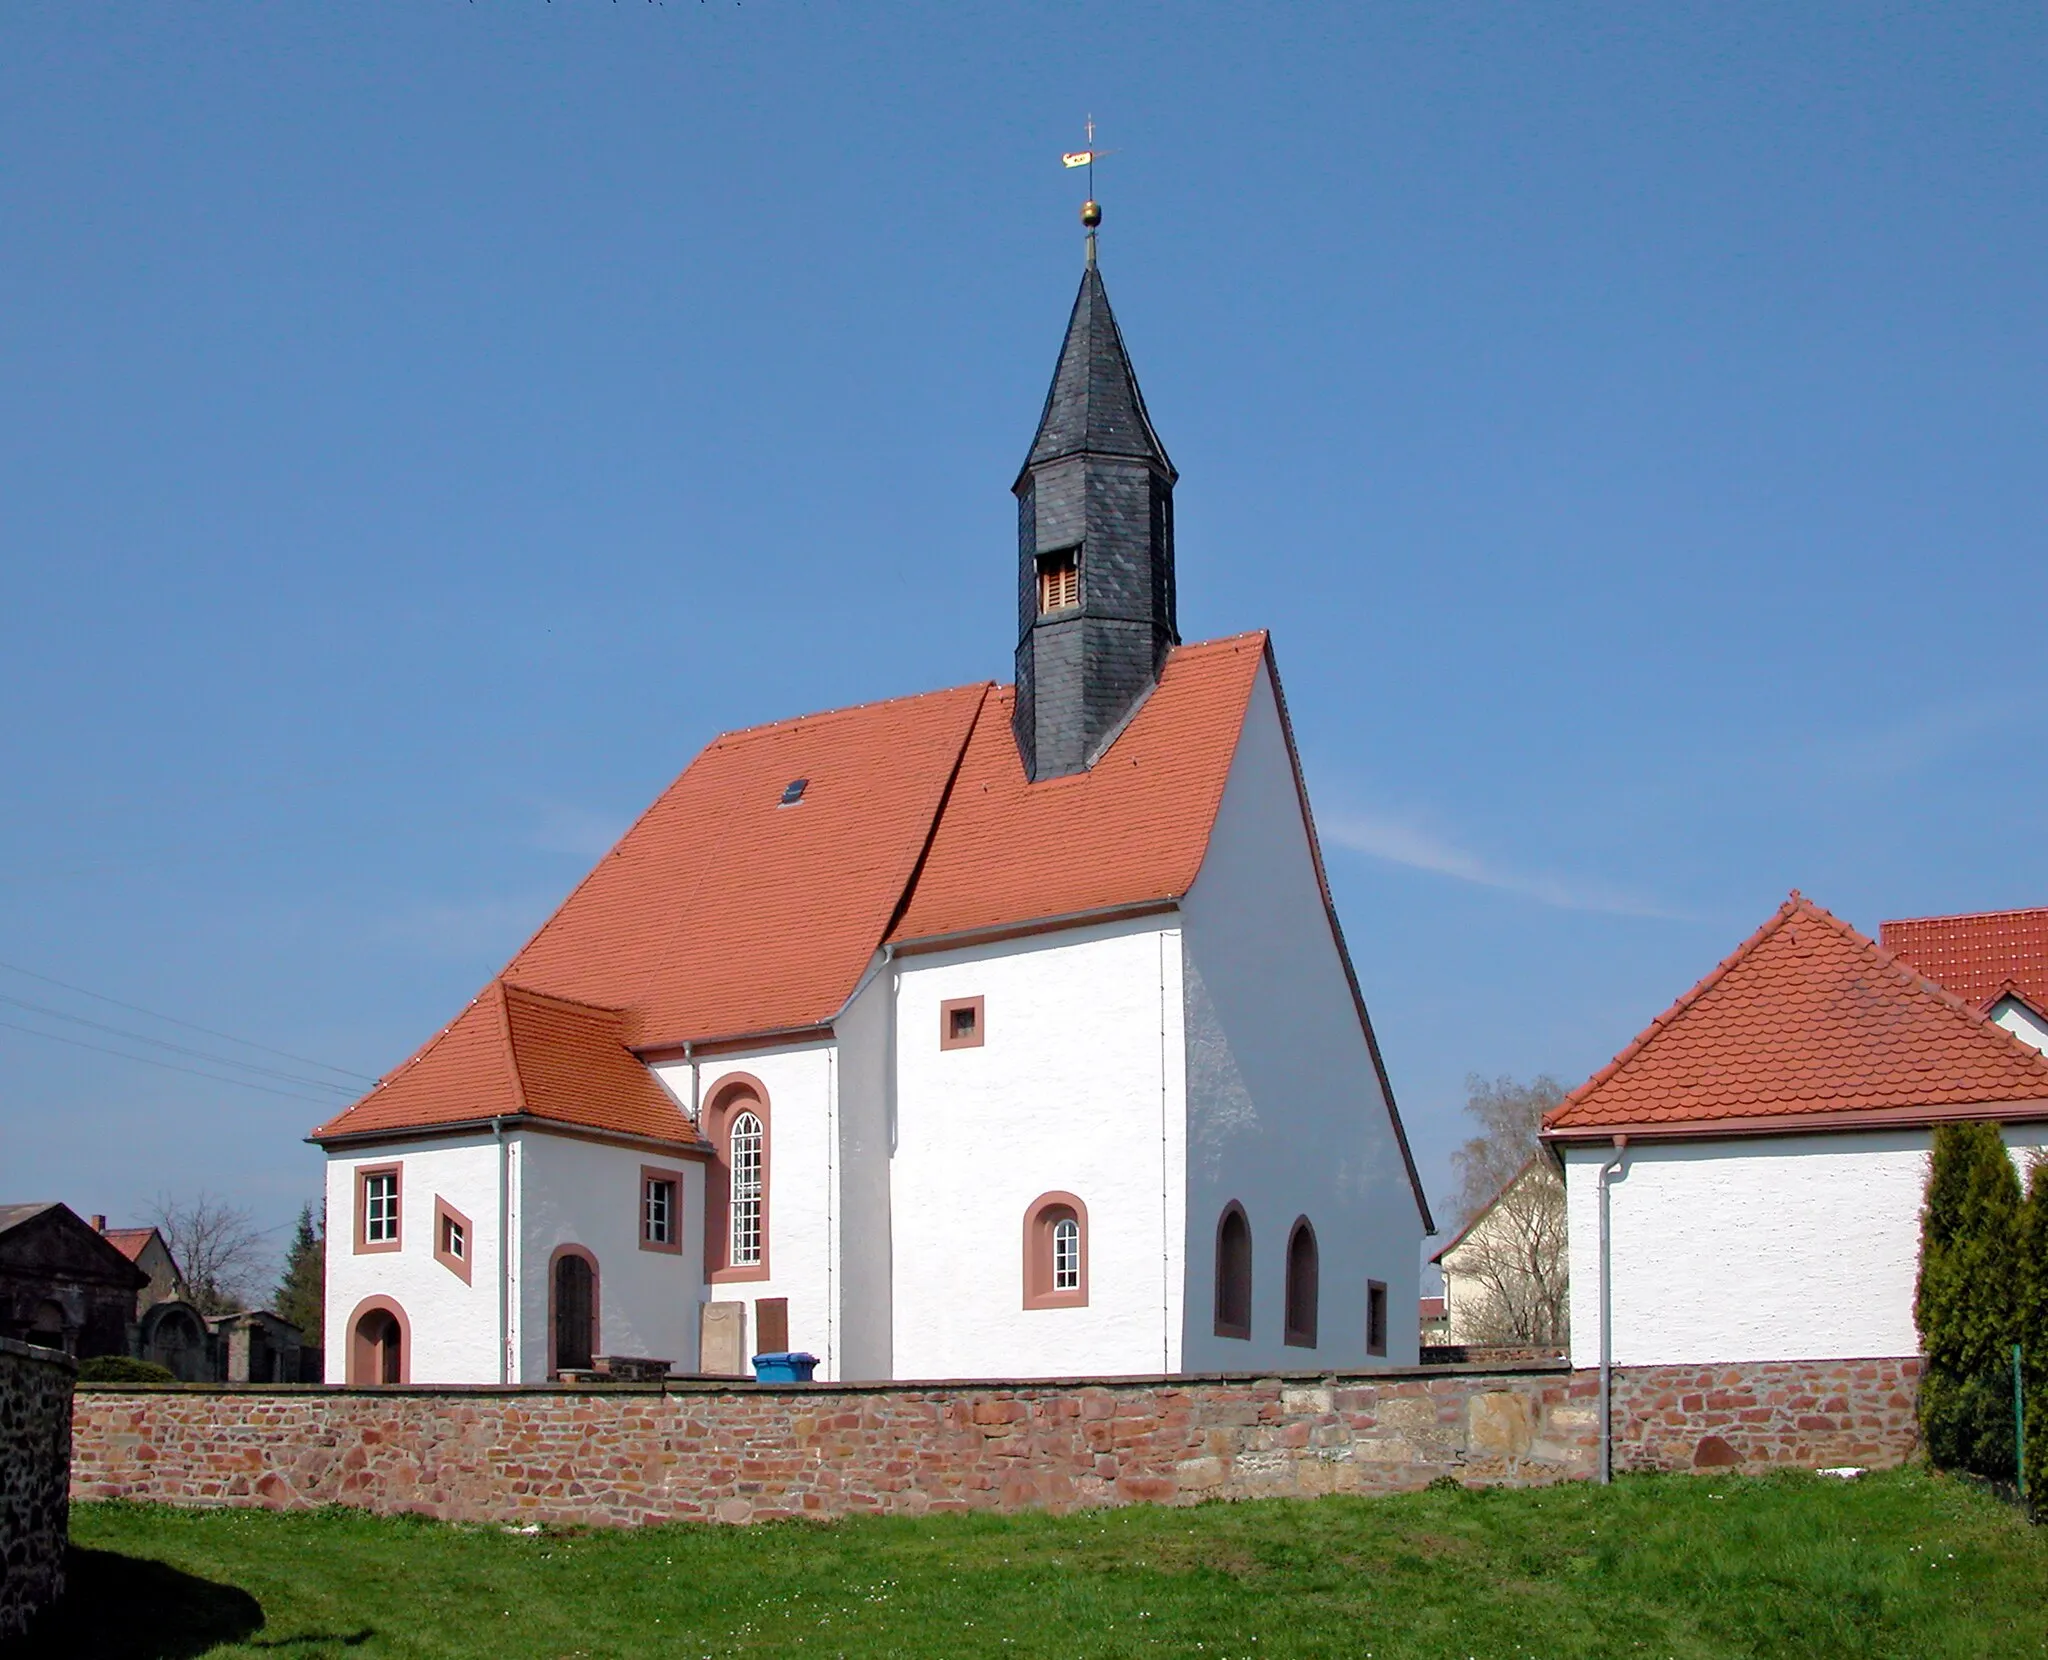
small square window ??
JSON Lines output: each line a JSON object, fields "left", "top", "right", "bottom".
{"left": 356, "top": 1166, "right": 402, "bottom": 1254}
{"left": 939, "top": 996, "right": 984, "bottom": 1050}
{"left": 640, "top": 1165, "right": 686, "bottom": 1255}
{"left": 1036, "top": 548, "right": 1080, "bottom": 615}
{"left": 431, "top": 1195, "right": 473, "bottom": 1284}
{"left": 441, "top": 1214, "right": 465, "bottom": 1260}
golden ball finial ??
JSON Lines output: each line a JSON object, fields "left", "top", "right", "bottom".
{"left": 1081, "top": 199, "right": 1102, "bottom": 229}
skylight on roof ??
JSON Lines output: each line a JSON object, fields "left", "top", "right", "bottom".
{"left": 780, "top": 778, "right": 809, "bottom": 807}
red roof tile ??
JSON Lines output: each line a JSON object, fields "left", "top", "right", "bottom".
{"left": 316, "top": 981, "right": 697, "bottom": 1145}
{"left": 889, "top": 634, "right": 1265, "bottom": 943}
{"left": 1881, "top": 908, "right": 2048, "bottom": 1016}
{"left": 1545, "top": 894, "right": 2048, "bottom": 1140}
{"left": 99, "top": 1227, "right": 161, "bottom": 1263}
{"left": 317, "top": 639, "right": 1268, "bottom": 1144}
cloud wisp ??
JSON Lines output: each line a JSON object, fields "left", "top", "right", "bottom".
{"left": 1318, "top": 808, "right": 1690, "bottom": 921}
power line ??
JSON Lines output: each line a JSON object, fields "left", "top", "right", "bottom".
{"left": 0, "top": 992, "right": 357, "bottom": 1097}
{"left": 0, "top": 956, "right": 376, "bottom": 1083}
{"left": 0, "top": 1017, "right": 355, "bottom": 1106}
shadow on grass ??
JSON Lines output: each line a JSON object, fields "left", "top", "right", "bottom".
{"left": 18, "top": 1545, "right": 375, "bottom": 1657}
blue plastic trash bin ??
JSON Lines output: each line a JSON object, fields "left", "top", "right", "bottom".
{"left": 751, "top": 1351, "right": 819, "bottom": 1383}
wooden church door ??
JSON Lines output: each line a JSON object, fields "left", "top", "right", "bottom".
{"left": 553, "top": 1253, "right": 595, "bottom": 1373}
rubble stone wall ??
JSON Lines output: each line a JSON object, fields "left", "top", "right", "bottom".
{"left": 69, "top": 1356, "right": 1920, "bottom": 1528}
{"left": 2, "top": 1336, "right": 75, "bottom": 1639}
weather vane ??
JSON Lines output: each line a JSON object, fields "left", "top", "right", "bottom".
{"left": 1061, "top": 115, "right": 1113, "bottom": 263}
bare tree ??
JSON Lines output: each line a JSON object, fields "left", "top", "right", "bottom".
{"left": 1443, "top": 1159, "right": 1570, "bottom": 1345}
{"left": 149, "top": 1192, "right": 270, "bottom": 1315}
{"left": 1440, "top": 1074, "right": 1570, "bottom": 1347}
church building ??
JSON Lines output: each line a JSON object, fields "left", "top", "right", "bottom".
{"left": 314, "top": 228, "right": 1432, "bottom": 1386}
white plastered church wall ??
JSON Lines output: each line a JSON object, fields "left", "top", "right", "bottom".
{"left": 1176, "top": 658, "right": 1424, "bottom": 1373}
{"left": 1563, "top": 1126, "right": 2048, "bottom": 1368}
{"left": 513, "top": 1129, "right": 705, "bottom": 1380}
{"left": 323, "top": 1136, "right": 504, "bottom": 1385}
{"left": 652, "top": 1045, "right": 839, "bottom": 1378}
{"left": 888, "top": 917, "right": 1188, "bottom": 1380}
{"left": 830, "top": 967, "right": 895, "bottom": 1380}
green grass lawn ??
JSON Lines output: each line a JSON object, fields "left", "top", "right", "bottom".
{"left": 25, "top": 1468, "right": 2047, "bottom": 1659}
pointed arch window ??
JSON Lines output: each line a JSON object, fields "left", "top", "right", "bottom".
{"left": 1284, "top": 1217, "right": 1319, "bottom": 1349}
{"left": 1214, "top": 1202, "right": 1252, "bottom": 1340}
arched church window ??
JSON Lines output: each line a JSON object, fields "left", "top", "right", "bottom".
{"left": 705, "top": 1075, "right": 771, "bottom": 1281}
{"left": 1214, "top": 1202, "right": 1252, "bottom": 1340}
{"left": 1022, "top": 1192, "right": 1088, "bottom": 1309}
{"left": 1284, "top": 1217, "right": 1319, "bottom": 1349}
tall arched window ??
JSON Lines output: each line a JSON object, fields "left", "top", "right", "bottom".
{"left": 1214, "top": 1202, "right": 1252, "bottom": 1340}
{"left": 346, "top": 1296, "right": 409, "bottom": 1385}
{"left": 550, "top": 1247, "right": 599, "bottom": 1375}
{"left": 1022, "top": 1191, "right": 1089, "bottom": 1309}
{"left": 705, "top": 1074, "right": 771, "bottom": 1281}
{"left": 1284, "top": 1217, "right": 1319, "bottom": 1349}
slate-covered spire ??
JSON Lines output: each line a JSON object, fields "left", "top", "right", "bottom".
{"left": 1012, "top": 256, "right": 1179, "bottom": 781}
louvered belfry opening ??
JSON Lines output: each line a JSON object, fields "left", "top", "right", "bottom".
{"left": 1013, "top": 261, "right": 1178, "bottom": 781}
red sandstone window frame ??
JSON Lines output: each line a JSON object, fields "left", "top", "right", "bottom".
{"left": 1366, "top": 1278, "right": 1388, "bottom": 1357}
{"left": 548, "top": 1244, "right": 601, "bottom": 1375}
{"left": 1214, "top": 1201, "right": 1252, "bottom": 1340}
{"left": 1022, "top": 1191, "right": 1089, "bottom": 1310}
{"left": 354, "top": 1163, "right": 402, "bottom": 1255}
{"left": 1284, "top": 1216, "right": 1319, "bottom": 1349}
{"left": 639, "top": 1165, "right": 685, "bottom": 1255}
{"left": 345, "top": 1295, "right": 410, "bottom": 1385}
{"left": 939, "top": 995, "right": 985, "bottom": 1051}
{"left": 432, "top": 1195, "right": 473, "bottom": 1284}
{"left": 704, "top": 1074, "right": 771, "bottom": 1284}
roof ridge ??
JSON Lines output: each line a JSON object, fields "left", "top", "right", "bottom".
{"left": 1883, "top": 904, "right": 2048, "bottom": 929}
{"left": 706, "top": 679, "right": 997, "bottom": 751}
{"left": 489, "top": 979, "right": 531, "bottom": 1118}
{"left": 1549, "top": 894, "right": 1806, "bottom": 1124}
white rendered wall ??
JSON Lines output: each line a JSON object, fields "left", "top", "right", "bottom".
{"left": 323, "top": 1135, "right": 504, "bottom": 1385}
{"left": 513, "top": 1130, "right": 705, "bottom": 1381}
{"left": 831, "top": 967, "right": 895, "bottom": 1380}
{"left": 1990, "top": 996, "right": 2048, "bottom": 1054}
{"left": 889, "top": 918, "right": 1188, "bottom": 1380}
{"left": 649, "top": 1044, "right": 839, "bottom": 1379}
{"left": 1563, "top": 1125, "right": 2048, "bottom": 1368}
{"left": 1176, "top": 659, "right": 1425, "bottom": 1373}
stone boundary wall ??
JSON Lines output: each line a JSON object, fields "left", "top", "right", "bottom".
{"left": 69, "top": 1357, "right": 1920, "bottom": 1528}
{"left": 1614, "top": 1356, "right": 1921, "bottom": 1471}
{"left": 2, "top": 1336, "right": 75, "bottom": 1640}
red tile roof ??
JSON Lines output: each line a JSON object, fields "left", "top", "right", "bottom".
{"left": 99, "top": 1227, "right": 162, "bottom": 1263}
{"left": 318, "top": 981, "right": 696, "bottom": 1145}
{"left": 1545, "top": 894, "right": 2048, "bottom": 1141}
{"left": 1419, "top": 1296, "right": 1446, "bottom": 1321}
{"left": 316, "top": 638, "right": 1268, "bottom": 1145}
{"left": 1881, "top": 908, "right": 2048, "bottom": 1016}
{"left": 888, "top": 634, "right": 1266, "bottom": 944}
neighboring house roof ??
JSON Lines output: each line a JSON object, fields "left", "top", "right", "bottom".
{"left": 0, "top": 1203, "right": 61, "bottom": 1236}
{"left": 1545, "top": 893, "right": 2048, "bottom": 1141}
{"left": 1881, "top": 907, "right": 2048, "bottom": 1016}
{"left": 0, "top": 1202, "right": 150, "bottom": 1287}
{"left": 315, "top": 636, "right": 1273, "bottom": 1147}
{"left": 100, "top": 1227, "right": 159, "bottom": 1263}
{"left": 888, "top": 633, "right": 1265, "bottom": 944}
{"left": 1429, "top": 1154, "right": 1546, "bottom": 1264}
{"left": 317, "top": 980, "right": 699, "bottom": 1146}
{"left": 1419, "top": 1296, "right": 1446, "bottom": 1322}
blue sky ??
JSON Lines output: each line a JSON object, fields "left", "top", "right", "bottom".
{"left": 4, "top": 4, "right": 2045, "bottom": 1277}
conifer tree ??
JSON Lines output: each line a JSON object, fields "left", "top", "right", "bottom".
{"left": 1915, "top": 1122, "right": 2023, "bottom": 1481}
{"left": 273, "top": 1201, "right": 325, "bottom": 1348}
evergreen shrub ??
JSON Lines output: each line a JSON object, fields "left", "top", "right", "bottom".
{"left": 1915, "top": 1121, "right": 2022, "bottom": 1482}
{"left": 2019, "top": 1157, "right": 2047, "bottom": 1513}
{"left": 76, "top": 1355, "right": 176, "bottom": 1383}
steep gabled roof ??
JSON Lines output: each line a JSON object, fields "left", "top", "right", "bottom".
{"left": 315, "top": 981, "right": 697, "bottom": 1146}
{"left": 1545, "top": 893, "right": 2048, "bottom": 1141}
{"left": 100, "top": 1227, "right": 167, "bottom": 1265}
{"left": 1881, "top": 907, "right": 2048, "bottom": 1015}
{"left": 889, "top": 634, "right": 1265, "bottom": 944}
{"left": 318, "top": 638, "right": 1273, "bottom": 1145}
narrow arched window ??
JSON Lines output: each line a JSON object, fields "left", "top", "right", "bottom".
{"left": 1284, "top": 1217, "right": 1319, "bottom": 1348}
{"left": 551, "top": 1248, "right": 598, "bottom": 1375}
{"left": 1022, "top": 1192, "right": 1088, "bottom": 1309}
{"left": 1214, "top": 1202, "right": 1252, "bottom": 1340}
{"left": 729, "top": 1111, "right": 764, "bottom": 1268}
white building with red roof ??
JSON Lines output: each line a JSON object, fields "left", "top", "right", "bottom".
{"left": 314, "top": 238, "right": 1431, "bottom": 1386}
{"left": 1545, "top": 894, "right": 2048, "bottom": 1373}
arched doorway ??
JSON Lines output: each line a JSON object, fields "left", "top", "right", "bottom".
{"left": 551, "top": 1248, "right": 598, "bottom": 1375}
{"left": 347, "top": 1297, "right": 408, "bottom": 1384}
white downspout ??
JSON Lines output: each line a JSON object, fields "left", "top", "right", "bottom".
{"left": 1597, "top": 1134, "right": 1630, "bottom": 1484}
